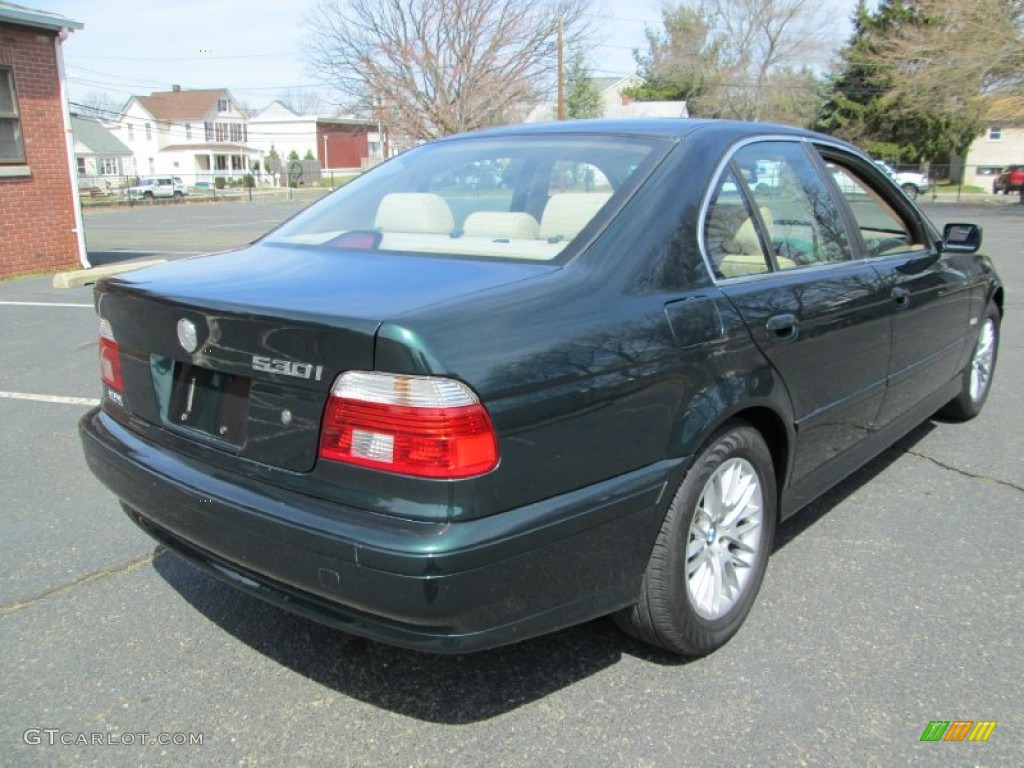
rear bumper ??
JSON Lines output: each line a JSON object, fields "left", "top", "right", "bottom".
{"left": 80, "top": 408, "right": 679, "bottom": 652}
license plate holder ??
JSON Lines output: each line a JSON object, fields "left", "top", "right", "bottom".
{"left": 169, "top": 362, "right": 250, "bottom": 445}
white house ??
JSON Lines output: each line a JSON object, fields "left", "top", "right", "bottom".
{"left": 110, "top": 86, "right": 257, "bottom": 184}
{"left": 958, "top": 98, "right": 1024, "bottom": 191}
{"left": 71, "top": 114, "right": 134, "bottom": 192}
{"left": 525, "top": 75, "right": 689, "bottom": 123}
{"left": 248, "top": 101, "right": 385, "bottom": 173}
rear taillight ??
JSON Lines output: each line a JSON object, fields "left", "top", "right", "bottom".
{"left": 319, "top": 371, "right": 499, "bottom": 478}
{"left": 98, "top": 318, "right": 124, "bottom": 391}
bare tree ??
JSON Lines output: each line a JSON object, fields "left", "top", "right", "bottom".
{"left": 306, "top": 0, "right": 593, "bottom": 139}
{"left": 73, "top": 90, "right": 124, "bottom": 121}
{"left": 870, "top": 0, "right": 1024, "bottom": 122}
{"left": 631, "top": 0, "right": 836, "bottom": 124}
{"left": 278, "top": 87, "right": 328, "bottom": 116}
{"left": 706, "top": 0, "right": 833, "bottom": 121}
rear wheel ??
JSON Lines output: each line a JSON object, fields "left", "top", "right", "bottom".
{"left": 614, "top": 422, "right": 777, "bottom": 656}
{"left": 940, "top": 301, "right": 1000, "bottom": 421}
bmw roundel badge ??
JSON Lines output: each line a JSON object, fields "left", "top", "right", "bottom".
{"left": 176, "top": 318, "right": 198, "bottom": 353}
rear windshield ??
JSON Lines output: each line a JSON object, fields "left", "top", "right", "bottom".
{"left": 264, "top": 134, "right": 670, "bottom": 262}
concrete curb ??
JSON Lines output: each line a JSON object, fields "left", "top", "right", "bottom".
{"left": 52, "top": 259, "right": 167, "bottom": 289}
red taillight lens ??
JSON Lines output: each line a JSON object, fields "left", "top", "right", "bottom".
{"left": 319, "top": 372, "right": 498, "bottom": 478}
{"left": 98, "top": 319, "right": 124, "bottom": 391}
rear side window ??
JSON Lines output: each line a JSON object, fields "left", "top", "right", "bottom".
{"left": 733, "top": 142, "right": 852, "bottom": 270}
{"left": 704, "top": 168, "right": 771, "bottom": 279}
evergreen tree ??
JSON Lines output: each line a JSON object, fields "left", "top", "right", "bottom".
{"left": 816, "top": 0, "right": 981, "bottom": 162}
{"left": 565, "top": 50, "right": 604, "bottom": 119}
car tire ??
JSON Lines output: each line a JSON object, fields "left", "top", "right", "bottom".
{"left": 173, "top": 191, "right": 183, "bottom": 199}
{"left": 614, "top": 421, "right": 777, "bottom": 656}
{"left": 901, "top": 183, "right": 919, "bottom": 199}
{"left": 939, "top": 301, "right": 1000, "bottom": 421}
{"left": 143, "top": 191, "right": 153, "bottom": 200}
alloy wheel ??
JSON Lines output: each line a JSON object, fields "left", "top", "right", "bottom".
{"left": 686, "top": 458, "right": 764, "bottom": 621}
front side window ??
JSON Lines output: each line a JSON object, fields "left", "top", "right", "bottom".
{"left": 0, "top": 66, "right": 26, "bottom": 163}
{"left": 822, "top": 158, "right": 926, "bottom": 257}
{"left": 265, "top": 135, "right": 670, "bottom": 262}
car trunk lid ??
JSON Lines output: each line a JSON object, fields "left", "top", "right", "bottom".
{"left": 96, "top": 244, "right": 554, "bottom": 472}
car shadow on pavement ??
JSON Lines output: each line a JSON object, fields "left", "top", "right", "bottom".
{"left": 152, "top": 551, "right": 688, "bottom": 724}
{"left": 772, "top": 420, "right": 936, "bottom": 552}
{"left": 151, "top": 419, "right": 937, "bottom": 724}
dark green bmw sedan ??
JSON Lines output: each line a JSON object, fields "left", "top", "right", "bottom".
{"left": 80, "top": 119, "right": 1003, "bottom": 656}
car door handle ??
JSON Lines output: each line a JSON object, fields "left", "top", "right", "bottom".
{"left": 766, "top": 313, "right": 798, "bottom": 341}
{"left": 891, "top": 286, "right": 910, "bottom": 308}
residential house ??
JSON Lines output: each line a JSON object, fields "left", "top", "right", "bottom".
{"left": 247, "top": 100, "right": 384, "bottom": 174}
{"left": 0, "top": 1, "right": 85, "bottom": 278}
{"left": 525, "top": 75, "right": 689, "bottom": 123}
{"left": 956, "top": 98, "right": 1024, "bottom": 191}
{"left": 71, "top": 114, "right": 134, "bottom": 193}
{"left": 111, "top": 86, "right": 256, "bottom": 185}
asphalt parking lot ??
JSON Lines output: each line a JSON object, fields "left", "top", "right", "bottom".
{"left": 2, "top": 199, "right": 1021, "bottom": 766}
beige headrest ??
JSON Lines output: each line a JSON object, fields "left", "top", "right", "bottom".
{"left": 375, "top": 193, "right": 455, "bottom": 234}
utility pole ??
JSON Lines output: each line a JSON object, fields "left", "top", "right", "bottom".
{"left": 557, "top": 16, "right": 564, "bottom": 121}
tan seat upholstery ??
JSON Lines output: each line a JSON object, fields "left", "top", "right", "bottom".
{"left": 375, "top": 193, "right": 455, "bottom": 234}
{"left": 710, "top": 205, "right": 795, "bottom": 278}
{"left": 733, "top": 207, "right": 774, "bottom": 255}
{"left": 463, "top": 211, "right": 539, "bottom": 239}
{"left": 538, "top": 192, "right": 611, "bottom": 241}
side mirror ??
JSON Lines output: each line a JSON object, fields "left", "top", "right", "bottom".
{"left": 941, "top": 223, "right": 982, "bottom": 254}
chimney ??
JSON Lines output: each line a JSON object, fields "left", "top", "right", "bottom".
{"left": 172, "top": 84, "right": 181, "bottom": 92}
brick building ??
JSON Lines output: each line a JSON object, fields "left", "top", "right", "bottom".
{"left": 0, "top": 3, "right": 84, "bottom": 279}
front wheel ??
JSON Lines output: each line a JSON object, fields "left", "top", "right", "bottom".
{"left": 940, "top": 302, "right": 1000, "bottom": 420}
{"left": 614, "top": 422, "right": 777, "bottom": 656}
{"left": 901, "top": 183, "right": 919, "bottom": 199}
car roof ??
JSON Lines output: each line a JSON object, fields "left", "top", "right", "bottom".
{"left": 442, "top": 118, "right": 826, "bottom": 144}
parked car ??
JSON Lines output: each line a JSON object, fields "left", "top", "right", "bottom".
{"left": 874, "top": 160, "right": 929, "bottom": 198}
{"left": 992, "top": 165, "right": 1024, "bottom": 194}
{"left": 125, "top": 176, "right": 186, "bottom": 200}
{"left": 81, "top": 119, "right": 1003, "bottom": 657}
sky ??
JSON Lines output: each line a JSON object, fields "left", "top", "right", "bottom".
{"left": 25, "top": 0, "right": 859, "bottom": 114}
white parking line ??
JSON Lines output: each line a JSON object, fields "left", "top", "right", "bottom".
{"left": 0, "top": 301, "right": 93, "bottom": 308}
{"left": 0, "top": 391, "right": 100, "bottom": 406}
